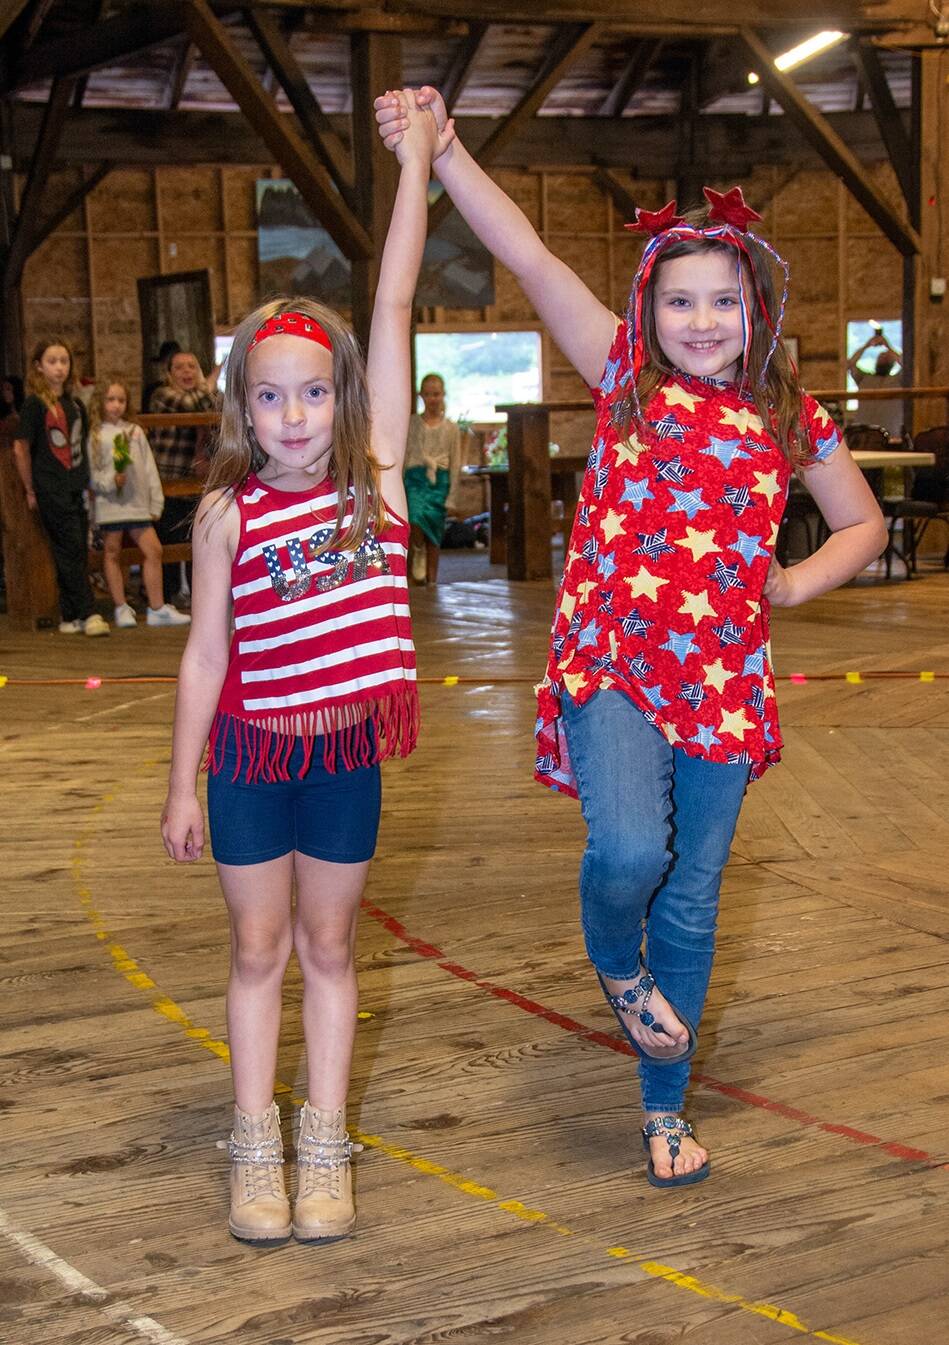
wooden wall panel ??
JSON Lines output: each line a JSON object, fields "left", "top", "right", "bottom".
{"left": 225, "top": 237, "right": 260, "bottom": 326}
{"left": 544, "top": 172, "right": 610, "bottom": 235}
{"left": 157, "top": 166, "right": 223, "bottom": 233}
{"left": 773, "top": 169, "right": 838, "bottom": 235}
{"left": 845, "top": 236, "right": 903, "bottom": 313}
{"left": 221, "top": 167, "right": 261, "bottom": 232}
{"left": 86, "top": 169, "right": 156, "bottom": 234}
{"left": 491, "top": 169, "right": 541, "bottom": 229}
{"left": 164, "top": 235, "right": 227, "bottom": 322}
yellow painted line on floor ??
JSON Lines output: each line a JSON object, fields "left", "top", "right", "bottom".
{"left": 68, "top": 778, "right": 871, "bottom": 1345}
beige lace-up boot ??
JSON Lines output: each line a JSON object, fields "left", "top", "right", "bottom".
{"left": 292, "top": 1103, "right": 362, "bottom": 1241}
{"left": 227, "top": 1102, "right": 292, "bottom": 1245}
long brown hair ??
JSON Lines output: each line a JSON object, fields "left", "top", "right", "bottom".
{"left": 88, "top": 378, "right": 137, "bottom": 470}
{"left": 628, "top": 212, "right": 804, "bottom": 463}
{"left": 26, "top": 338, "right": 76, "bottom": 408}
{"left": 204, "top": 297, "right": 386, "bottom": 551}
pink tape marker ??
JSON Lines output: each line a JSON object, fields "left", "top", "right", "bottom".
{"left": 85, "top": 676, "right": 102, "bottom": 690}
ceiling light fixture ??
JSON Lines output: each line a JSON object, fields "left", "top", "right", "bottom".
{"left": 747, "top": 30, "right": 846, "bottom": 85}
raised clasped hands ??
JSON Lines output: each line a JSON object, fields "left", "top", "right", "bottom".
{"left": 374, "top": 85, "right": 454, "bottom": 161}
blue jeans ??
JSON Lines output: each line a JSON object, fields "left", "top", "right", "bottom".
{"left": 561, "top": 690, "right": 749, "bottom": 1112}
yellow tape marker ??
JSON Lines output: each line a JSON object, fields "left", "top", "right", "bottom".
{"left": 0, "top": 675, "right": 7, "bottom": 688}
{"left": 443, "top": 675, "right": 459, "bottom": 686}
{"left": 68, "top": 785, "right": 873, "bottom": 1345}
{"left": 845, "top": 671, "right": 863, "bottom": 684}
{"left": 920, "top": 671, "right": 935, "bottom": 682}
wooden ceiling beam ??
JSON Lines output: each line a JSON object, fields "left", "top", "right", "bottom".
{"left": 428, "top": 21, "right": 602, "bottom": 234}
{"left": 164, "top": 35, "right": 196, "bottom": 111}
{"left": 29, "top": 161, "right": 112, "bottom": 251}
{"left": 243, "top": 5, "right": 357, "bottom": 213}
{"left": 739, "top": 26, "right": 920, "bottom": 256}
{"left": 0, "top": 0, "right": 32, "bottom": 46}
{"left": 849, "top": 36, "right": 915, "bottom": 214}
{"left": 184, "top": 0, "right": 372, "bottom": 260}
{"left": 441, "top": 21, "right": 489, "bottom": 114}
{"left": 598, "top": 37, "right": 663, "bottom": 117}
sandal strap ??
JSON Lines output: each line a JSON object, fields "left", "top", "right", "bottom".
{"left": 642, "top": 1115, "right": 695, "bottom": 1162}
{"left": 602, "top": 970, "right": 658, "bottom": 1029}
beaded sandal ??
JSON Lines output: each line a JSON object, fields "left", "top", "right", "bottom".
{"left": 596, "top": 967, "right": 698, "bottom": 1064}
{"left": 641, "top": 1115, "right": 710, "bottom": 1188}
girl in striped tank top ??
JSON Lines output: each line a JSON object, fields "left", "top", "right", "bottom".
{"left": 160, "top": 92, "right": 453, "bottom": 1247}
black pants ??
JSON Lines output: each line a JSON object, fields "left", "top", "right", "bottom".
{"left": 156, "top": 494, "right": 194, "bottom": 602}
{"left": 36, "top": 490, "right": 95, "bottom": 623}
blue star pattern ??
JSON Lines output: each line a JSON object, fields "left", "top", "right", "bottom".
{"left": 727, "top": 750, "right": 754, "bottom": 765}
{"left": 577, "top": 504, "right": 591, "bottom": 528}
{"left": 813, "top": 429, "right": 840, "bottom": 462}
{"left": 642, "top": 684, "right": 670, "bottom": 710}
{"left": 711, "top": 558, "right": 745, "bottom": 593}
{"left": 649, "top": 414, "right": 687, "bottom": 442}
{"left": 711, "top": 618, "right": 748, "bottom": 648}
{"left": 582, "top": 536, "right": 599, "bottom": 564}
{"left": 742, "top": 645, "right": 767, "bottom": 677}
{"left": 669, "top": 487, "right": 709, "bottom": 520}
{"left": 678, "top": 681, "right": 706, "bottom": 709}
{"left": 627, "top": 653, "right": 653, "bottom": 680}
{"left": 620, "top": 478, "right": 655, "bottom": 511}
{"left": 536, "top": 752, "right": 557, "bottom": 775}
{"left": 633, "top": 528, "right": 675, "bottom": 561}
{"left": 597, "top": 550, "right": 618, "bottom": 581}
{"left": 745, "top": 685, "right": 765, "bottom": 715}
{"left": 621, "top": 607, "right": 653, "bottom": 638}
{"left": 659, "top": 630, "right": 701, "bottom": 665}
{"left": 701, "top": 437, "right": 750, "bottom": 469}
{"left": 589, "top": 652, "right": 613, "bottom": 673}
{"left": 586, "top": 439, "right": 604, "bottom": 472}
{"left": 598, "top": 589, "right": 615, "bottom": 616}
{"left": 600, "top": 356, "right": 622, "bottom": 394}
{"left": 577, "top": 618, "right": 601, "bottom": 650}
{"left": 655, "top": 455, "right": 690, "bottom": 484}
{"left": 720, "top": 485, "right": 752, "bottom": 516}
{"left": 567, "top": 610, "right": 583, "bottom": 639}
{"left": 731, "top": 530, "right": 769, "bottom": 565}
{"left": 593, "top": 464, "right": 610, "bottom": 498}
{"left": 689, "top": 723, "right": 722, "bottom": 750}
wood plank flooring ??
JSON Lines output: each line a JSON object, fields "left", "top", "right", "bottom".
{"left": 1, "top": 558, "right": 947, "bottom": 1345}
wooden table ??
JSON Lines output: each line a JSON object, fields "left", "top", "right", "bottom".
{"left": 466, "top": 455, "right": 587, "bottom": 569}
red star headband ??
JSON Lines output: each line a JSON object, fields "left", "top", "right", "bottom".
{"left": 248, "top": 311, "right": 333, "bottom": 353}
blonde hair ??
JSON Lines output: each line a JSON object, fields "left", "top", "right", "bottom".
{"left": 204, "top": 297, "right": 386, "bottom": 551}
{"left": 88, "top": 378, "right": 136, "bottom": 470}
{"left": 26, "top": 339, "right": 75, "bottom": 407}
{"left": 625, "top": 210, "right": 805, "bottom": 463}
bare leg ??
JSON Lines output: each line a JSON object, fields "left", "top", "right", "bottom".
{"left": 128, "top": 525, "right": 164, "bottom": 610}
{"left": 217, "top": 854, "right": 294, "bottom": 1112}
{"left": 426, "top": 539, "right": 440, "bottom": 583}
{"left": 101, "top": 531, "right": 127, "bottom": 608}
{"left": 292, "top": 853, "right": 370, "bottom": 1109}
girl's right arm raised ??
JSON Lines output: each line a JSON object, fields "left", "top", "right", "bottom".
{"left": 374, "top": 86, "right": 616, "bottom": 389}
{"left": 161, "top": 489, "right": 238, "bottom": 863}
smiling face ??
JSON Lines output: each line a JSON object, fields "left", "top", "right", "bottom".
{"left": 245, "top": 333, "right": 336, "bottom": 486}
{"left": 652, "top": 249, "right": 745, "bottom": 383}
{"left": 169, "top": 352, "right": 202, "bottom": 391}
{"left": 36, "top": 345, "right": 71, "bottom": 394}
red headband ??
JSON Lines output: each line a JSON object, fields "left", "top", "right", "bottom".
{"left": 248, "top": 311, "right": 333, "bottom": 353}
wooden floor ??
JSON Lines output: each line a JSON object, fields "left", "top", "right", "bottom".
{"left": 1, "top": 556, "right": 948, "bottom": 1345}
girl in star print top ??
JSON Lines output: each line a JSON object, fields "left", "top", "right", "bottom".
{"left": 376, "top": 90, "right": 887, "bottom": 1189}
{"left": 161, "top": 92, "right": 450, "bottom": 1246}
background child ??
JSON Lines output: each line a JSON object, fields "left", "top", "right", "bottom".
{"left": 87, "top": 379, "right": 191, "bottom": 629}
{"left": 404, "top": 371, "right": 463, "bottom": 583}
{"left": 160, "top": 91, "right": 448, "bottom": 1247}
{"left": 12, "top": 339, "right": 108, "bottom": 636}
{"left": 376, "top": 88, "right": 886, "bottom": 1188}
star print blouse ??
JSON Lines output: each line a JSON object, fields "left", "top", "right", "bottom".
{"left": 535, "top": 321, "right": 840, "bottom": 795}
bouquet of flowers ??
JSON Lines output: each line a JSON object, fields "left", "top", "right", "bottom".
{"left": 112, "top": 430, "right": 132, "bottom": 473}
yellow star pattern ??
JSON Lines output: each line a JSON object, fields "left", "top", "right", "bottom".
{"left": 560, "top": 591, "right": 577, "bottom": 622}
{"left": 600, "top": 509, "right": 627, "bottom": 543}
{"left": 719, "top": 707, "right": 752, "bottom": 739}
{"left": 624, "top": 567, "right": 669, "bottom": 602}
{"left": 703, "top": 659, "right": 735, "bottom": 694}
{"left": 718, "top": 405, "right": 765, "bottom": 437}
{"left": 812, "top": 402, "right": 833, "bottom": 429}
{"left": 576, "top": 579, "right": 598, "bottom": 601}
{"left": 675, "top": 527, "right": 720, "bottom": 562}
{"left": 662, "top": 722, "right": 683, "bottom": 745}
{"left": 565, "top": 547, "right": 581, "bottom": 568}
{"left": 608, "top": 628, "right": 618, "bottom": 660}
{"left": 767, "top": 520, "right": 780, "bottom": 548}
{"left": 614, "top": 435, "right": 649, "bottom": 468}
{"left": 562, "top": 671, "right": 588, "bottom": 698}
{"left": 661, "top": 384, "right": 700, "bottom": 413}
{"left": 745, "top": 598, "right": 760, "bottom": 621}
{"left": 678, "top": 589, "right": 717, "bottom": 623}
{"left": 752, "top": 470, "right": 782, "bottom": 504}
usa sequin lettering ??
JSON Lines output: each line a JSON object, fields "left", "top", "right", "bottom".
{"left": 262, "top": 527, "right": 391, "bottom": 602}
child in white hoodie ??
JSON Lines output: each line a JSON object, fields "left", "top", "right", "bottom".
{"left": 87, "top": 379, "right": 190, "bottom": 627}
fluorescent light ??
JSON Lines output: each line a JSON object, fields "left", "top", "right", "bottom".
{"left": 747, "top": 30, "right": 846, "bottom": 84}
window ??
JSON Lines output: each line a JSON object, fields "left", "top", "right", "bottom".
{"left": 214, "top": 334, "right": 234, "bottom": 391}
{"left": 846, "top": 318, "right": 902, "bottom": 405}
{"left": 413, "top": 329, "right": 543, "bottom": 425}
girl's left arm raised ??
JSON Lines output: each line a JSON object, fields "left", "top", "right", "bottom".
{"left": 366, "top": 89, "right": 447, "bottom": 513}
{"left": 764, "top": 448, "right": 888, "bottom": 606}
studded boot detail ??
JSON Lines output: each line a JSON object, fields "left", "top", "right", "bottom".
{"left": 292, "top": 1103, "right": 362, "bottom": 1241}
{"left": 227, "top": 1102, "right": 292, "bottom": 1245}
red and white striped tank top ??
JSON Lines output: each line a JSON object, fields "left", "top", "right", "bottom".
{"left": 207, "top": 472, "right": 418, "bottom": 778}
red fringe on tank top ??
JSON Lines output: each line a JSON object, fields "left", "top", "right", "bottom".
{"left": 204, "top": 682, "right": 419, "bottom": 782}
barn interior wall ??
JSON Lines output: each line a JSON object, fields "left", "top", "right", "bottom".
{"left": 18, "top": 157, "right": 906, "bottom": 451}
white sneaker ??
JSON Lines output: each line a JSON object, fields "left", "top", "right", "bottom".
{"left": 83, "top": 613, "right": 110, "bottom": 637}
{"left": 147, "top": 603, "right": 191, "bottom": 627}
{"left": 114, "top": 603, "right": 138, "bottom": 628}
{"left": 58, "top": 619, "right": 82, "bottom": 634}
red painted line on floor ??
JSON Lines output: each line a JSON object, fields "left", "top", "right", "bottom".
{"left": 360, "top": 898, "right": 944, "bottom": 1170}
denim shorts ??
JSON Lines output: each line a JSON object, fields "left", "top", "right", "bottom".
{"left": 207, "top": 727, "right": 382, "bottom": 867}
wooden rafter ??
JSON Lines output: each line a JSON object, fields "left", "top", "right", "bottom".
{"left": 441, "top": 21, "right": 489, "bottom": 113}
{"left": 849, "top": 37, "right": 915, "bottom": 214}
{"left": 4, "top": 75, "right": 75, "bottom": 286}
{"left": 739, "top": 27, "right": 920, "bottom": 257}
{"left": 592, "top": 166, "right": 637, "bottom": 222}
{"left": 184, "top": 0, "right": 372, "bottom": 260}
{"left": 349, "top": 29, "right": 401, "bottom": 347}
{"left": 30, "top": 161, "right": 112, "bottom": 251}
{"left": 429, "top": 21, "right": 602, "bottom": 234}
{"left": 243, "top": 5, "right": 357, "bottom": 214}
{"left": 598, "top": 37, "right": 662, "bottom": 117}
{"left": 0, "top": 0, "right": 32, "bottom": 45}
{"left": 165, "top": 35, "right": 196, "bottom": 111}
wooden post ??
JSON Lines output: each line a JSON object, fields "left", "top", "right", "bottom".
{"left": 914, "top": 51, "right": 949, "bottom": 434}
{"left": 349, "top": 31, "right": 401, "bottom": 352}
{"left": 0, "top": 425, "right": 59, "bottom": 630}
{"left": 505, "top": 407, "right": 552, "bottom": 581}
